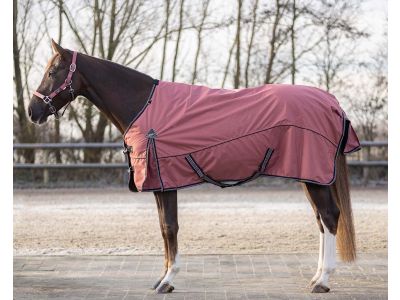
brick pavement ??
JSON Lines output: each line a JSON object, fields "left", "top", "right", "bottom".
{"left": 14, "top": 253, "right": 387, "bottom": 300}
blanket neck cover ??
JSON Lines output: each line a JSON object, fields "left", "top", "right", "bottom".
{"left": 123, "top": 80, "right": 360, "bottom": 192}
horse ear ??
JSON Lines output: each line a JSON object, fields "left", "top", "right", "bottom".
{"left": 51, "top": 39, "right": 68, "bottom": 60}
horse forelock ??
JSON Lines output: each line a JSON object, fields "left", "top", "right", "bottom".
{"left": 44, "top": 53, "right": 60, "bottom": 73}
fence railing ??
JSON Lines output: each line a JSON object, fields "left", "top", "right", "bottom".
{"left": 13, "top": 141, "right": 388, "bottom": 169}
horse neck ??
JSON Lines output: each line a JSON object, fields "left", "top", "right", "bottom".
{"left": 77, "top": 53, "right": 154, "bottom": 133}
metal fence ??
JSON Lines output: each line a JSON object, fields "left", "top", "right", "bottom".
{"left": 13, "top": 141, "right": 388, "bottom": 188}
{"left": 13, "top": 141, "right": 388, "bottom": 169}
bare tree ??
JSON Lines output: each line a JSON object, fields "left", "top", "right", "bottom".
{"left": 288, "top": 0, "right": 327, "bottom": 85}
{"left": 191, "top": 0, "right": 211, "bottom": 84}
{"left": 244, "top": 0, "right": 259, "bottom": 87}
{"left": 172, "top": 0, "right": 185, "bottom": 82}
{"left": 13, "top": 0, "right": 45, "bottom": 163}
{"left": 348, "top": 44, "right": 387, "bottom": 183}
{"left": 308, "top": 0, "right": 368, "bottom": 92}
{"left": 160, "top": 0, "right": 171, "bottom": 80}
{"left": 58, "top": 0, "right": 161, "bottom": 162}
{"left": 221, "top": 39, "right": 236, "bottom": 88}
{"left": 264, "top": 0, "right": 290, "bottom": 84}
{"left": 52, "top": 0, "right": 64, "bottom": 163}
{"left": 234, "top": 0, "right": 243, "bottom": 88}
{"left": 349, "top": 46, "right": 387, "bottom": 141}
{"left": 224, "top": 0, "right": 308, "bottom": 87}
{"left": 290, "top": 0, "right": 296, "bottom": 84}
{"left": 14, "top": 0, "right": 386, "bottom": 174}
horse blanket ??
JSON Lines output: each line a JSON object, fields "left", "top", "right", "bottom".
{"left": 123, "top": 80, "right": 360, "bottom": 192}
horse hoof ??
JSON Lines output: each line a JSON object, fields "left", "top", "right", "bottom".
{"left": 311, "top": 284, "right": 330, "bottom": 293}
{"left": 156, "top": 282, "right": 175, "bottom": 294}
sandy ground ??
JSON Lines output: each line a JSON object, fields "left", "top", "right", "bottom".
{"left": 13, "top": 186, "right": 387, "bottom": 256}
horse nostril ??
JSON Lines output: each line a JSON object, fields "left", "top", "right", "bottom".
{"left": 28, "top": 107, "right": 33, "bottom": 118}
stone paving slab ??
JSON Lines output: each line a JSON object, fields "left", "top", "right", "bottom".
{"left": 14, "top": 254, "right": 387, "bottom": 300}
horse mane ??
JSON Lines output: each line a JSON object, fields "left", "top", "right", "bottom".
{"left": 78, "top": 52, "right": 152, "bottom": 81}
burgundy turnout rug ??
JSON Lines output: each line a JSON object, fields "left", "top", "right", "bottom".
{"left": 123, "top": 80, "right": 360, "bottom": 192}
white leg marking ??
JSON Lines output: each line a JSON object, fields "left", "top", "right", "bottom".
{"left": 310, "top": 231, "right": 324, "bottom": 285}
{"left": 316, "top": 220, "right": 336, "bottom": 288}
{"left": 156, "top": 253, "right": 180, "bottom": 292}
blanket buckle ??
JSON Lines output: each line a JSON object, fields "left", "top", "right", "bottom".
{"left": 123, "top": 146, "right": 132, "bottom": 154}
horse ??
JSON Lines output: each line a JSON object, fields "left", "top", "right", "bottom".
{"left": 28, "top": 40, "right": 358, "bottom": 294}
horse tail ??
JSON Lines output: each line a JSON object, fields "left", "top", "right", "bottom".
{"left": 330, "top": 153, "right": 357, "bottom": 262}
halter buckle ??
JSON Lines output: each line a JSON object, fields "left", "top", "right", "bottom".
{"left": 69, "top": 63, "right": 76, "bottom": 72}
{"left": 43, "top": 96, "right": 52, "bottom": 104}
{"left": 49, "top": 105, "right": 57, "bottom": 114}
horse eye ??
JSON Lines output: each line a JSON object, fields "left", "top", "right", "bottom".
{"left": 48, "top": 69, "right": 55, "bottom": 77}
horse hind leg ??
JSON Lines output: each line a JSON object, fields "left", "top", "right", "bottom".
{"left": 302, "top": 183, "right": 324, "bottom": 286}
{"left": 153, "top": 191, "right": 180, "bottom": 294}
{"left": 303, "top": 182, "right": 340, "bottom": 293}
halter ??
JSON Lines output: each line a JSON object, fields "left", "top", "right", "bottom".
{"left": 33, "top": 51, "right": 78, "bottom": 119}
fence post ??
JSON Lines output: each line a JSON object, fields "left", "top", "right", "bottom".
{"left": 362, "top": 147, "right": 370, "bottom": 185}
{"left": 43, "top": 168, "right": 49, "bottom": 185}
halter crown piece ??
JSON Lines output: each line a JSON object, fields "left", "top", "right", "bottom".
{"left": 33, "top": 51, "right": 78, "bottom": 119}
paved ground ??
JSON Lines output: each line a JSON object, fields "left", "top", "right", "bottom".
{"left": 14, "top": 254, "right": 387, "bottom": 300}
{"left": 14, "top": 187, "right": 387, "bottom": 299}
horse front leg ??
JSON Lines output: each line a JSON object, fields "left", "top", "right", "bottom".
{"left": 151, "top": 194, "right": 169, "bottom": 290}
{"left": 152, "top": 190, "right": 180, "bottom": 293}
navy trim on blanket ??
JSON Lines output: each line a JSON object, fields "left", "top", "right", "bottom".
{"left": 123, "top": 141, "right": 138, "bottom": 192}
{"left": 322, "top": 112, "right": 347, "bottom": 186}
{"left": 123, "top": 79, "right": 159, "bottom": 138}
{"left": 344, "top": 146, "right": 362, "bottom": 154}
{"left": 149, "top": 134, "right": 164, "bottom": 191}
{"left": 339, "top": 119, "right": 350, "bottom": 153}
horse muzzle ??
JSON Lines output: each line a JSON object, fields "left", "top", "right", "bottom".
{"left": 28, "top": 101, "right": 49, "bottom": 125}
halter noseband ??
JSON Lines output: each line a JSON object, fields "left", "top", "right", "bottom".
{"left": 33, "top": 51, "right": 78, "bottom": 119}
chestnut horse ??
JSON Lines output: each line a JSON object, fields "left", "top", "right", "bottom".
{"left": 28, "top": 41, "right": 356, "bottom": 294}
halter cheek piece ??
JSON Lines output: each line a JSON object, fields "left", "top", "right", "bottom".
{"left": 33, "top": 51, "right": 78, "bottom": 119}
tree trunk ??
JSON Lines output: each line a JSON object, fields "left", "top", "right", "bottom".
{"left": 192, "top": 0, "right": 210, "bottom": 84}
{"left": 234, "top": 0, "right": 243, "bottom": 88}
{"left": 265, "top": 0, "right": 281, "bottom": 84}
{"left": 324, "top": 29, "right": 332, "bottom": 92}
{"left": 172, "top": 0, "right": 185, "bottom": 82}
{"left": 13, "top": 0, "right": 35, "bottom": 163}
{"left": 54, "top": 0, "right": 63, "bottom": 163}
{"left": 290, "top": 0, "right": 296, "bottom": 84}
{"left": 221, "top": 39, "right": 236, "bottom": 88}
{"left": 192, "top": 33, "right": 201, "bottom": 84}
{"left": 160, "top": 0, "right": 170, "bottom": 80}
{"left": 245, "top": 0, "right": 259, "bottom": 88}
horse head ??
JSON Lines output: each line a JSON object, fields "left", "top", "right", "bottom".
{"left": 28, "top": 40, "right": 82, "bottom": 124}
